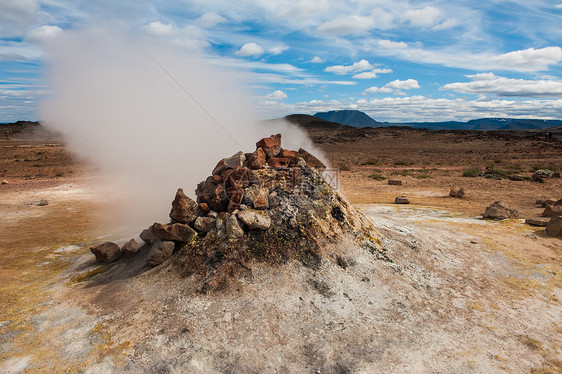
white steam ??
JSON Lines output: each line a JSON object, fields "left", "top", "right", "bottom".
{"left": 40, "top": 28, "right": 326, "bottom": 232}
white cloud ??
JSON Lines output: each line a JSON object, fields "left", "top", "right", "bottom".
{"left": 400, "top": 6, "right": 442, "bottom": 27}
{"left": 434, "top": 18, "right": 458, "bottom": 30}
{"left": 366, "top": 79, "right": 420, "bottom": 95}
{"left": 0, "top": 53, "right": 27, "bottom": 61}
{"left": 377, "top": 39, "right": 408, "bottom": 49}
{"left": 310, "top": 56, "right": 324, "bottom": 63}
{"left": 146, "top": 22, "right": 175, "bottom": 37}
{"left": 196, "top": 12, "right": 227, "bottom": 28}
{"left": 370, "top": 8, "right": 395, "bottom": 30}
{"left": 236, "top": 42, "right": 265, "bottom": 57}
{"left": 0, "top": 0, "right": 38, "bottom": 25}
{"left": 269, "top": 45, "right": 289, "bottom": 55}
{"left": 316, "top": 15, "right": 375, "bottom": 36}
{"left": 325, "top": 59, "right": 373, "bottom": 75}
{"left": 26, "top": 25, "right": 63, "bottom": 43}
{"left": 442, "top": 73, "right": 562, "bottom": 97}
{"left": 492, "top": 47, "right": 562, "bottom": 72}
{"left": 144, "top": 22, "right": 209, "bottom": 51}
{"left": 556, "top": 4, "right": 562, "bottom": 9}
{"left": 264, "top": 90, "right": 288, "bottom": 100}
{"left": 352, "top": 68, "right": 393, "bottom": 79}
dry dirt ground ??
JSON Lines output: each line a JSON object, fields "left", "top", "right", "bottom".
{"left": 0, "top": 125, "right": 560, "bottom": 373}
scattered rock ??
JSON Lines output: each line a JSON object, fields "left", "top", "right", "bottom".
{"left": 534, "top": 169, "right": 554, "bottom": 177}
{"left": 449, "top": 186, "right": 465, "bottom": 198}
{"left": 90, "top": 242, "right": 122, "bottom": 263}
{"left": 531, "top": 174, "right": 545, "bottom": 183}
{"left": 151, "top": 222, "right": 197, "bottom": 242}
{"left": 395, "top": 196, "right": 410, "bottom": 204}
{"left": 193, "top": 217, "right": 216, "bottom": 233}
{"left": 121, "top": 238, "right": 141, "bottom": 258}
{"left": 140, "top": 227, "right": 157, "bottom": 244}
{"left": 525, "top": 218, "right": 549, "bottom": 227}
{"left": 148, "top": 240, "right": 175, "bottom": 267}
{"left": 545, "top": 216, "right": 562, "bottom": 237}
{"left": 483, "top": 201, "right": 518, "bottom": 220}
{"left": 1, "top": 180, "right": 8, "bottom": 185}
{"left": 237, "top": 209, "right": 271, "bottom": 230}
{"left": 27, "top": 199, "right": 49, "bottom": 206}
{"left": 509, "top": 175, "right": 524, "bottom": 181}
{"left": 541, "top": 205, "right": 562, "bottom": 217}
{"left": 388, "top": 180, "right": 402, "bottom": 186}
{"left": 536, "top": 199, "right": 555, "bottom": 207}
{"left": 169, "top": 188, "right": 198, "bottom": 224}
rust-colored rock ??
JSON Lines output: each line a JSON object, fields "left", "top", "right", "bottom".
{"left": 297, "top": 148, "right": 326, "bottom": 172}
{"left": 151, "top": 222, "right": 197, "bottom": 242}
{"left": 209, "top": 183, "right": 228, "bottom": 212}
{"left": 90, "top": 241, "right": 122, "bottom": 263}
{"left": 546, "top": 216, "right": 562, "bottom": 237}
{"left": 280, "top": 149, "right": 299, "bottom": 165}
{"left": 542, "top": 205, "right": 562, "bottom": 217}
{"left": 256, "top": 134, "right": 282, "bottom": 158}
{"left": 225, "top": 167, "right": 250, "bottom": 190}
{"left": 268, "top": 157, "right": 290, "bottom": 169}
{"left": 246, "top": 147, "right": 267, "bottom": 170}
{"left": 212, "top": 151, "right": 246, "bottom": 175}
{"left": 227, "top": 187, "right": 245, "bottom": 212}
{"left": 199, "top": 203, "right": 210, "bottom": 214}
{"left": 121, "top": 238, "right": 141, "bottom": 258}
{"left": 169, "top": 188, "right": 198, "bottom": 224}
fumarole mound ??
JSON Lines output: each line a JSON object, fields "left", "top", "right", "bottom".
{"left": 92, "top": 134, "right": 384, "bottom": 290}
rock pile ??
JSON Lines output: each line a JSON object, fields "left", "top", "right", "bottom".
{"left": 91, "top": 134, "right": 383, "bottom": 289}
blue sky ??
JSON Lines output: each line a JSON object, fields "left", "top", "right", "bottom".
{"left": 1, "top": 0, "right": 562, "bottom": 122}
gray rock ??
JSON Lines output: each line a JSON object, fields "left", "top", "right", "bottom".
{"left": 388, "top": 180, "right": 402, "bottom": 186}
{"left": 525, "top": 218, "right": 549, "bottom": 227}
{"left": 483, "top": 201, "right": 518, "bottom": 220}
{"left": 226, "top": 214, "right": 244, "bottom": 238}
{"left": 148, "top": 240, "right": 175, "bottom": 267}
{"left": 545, "top": 216, "right": 562, "bottom": 237}
{"left": 90, "top": 242, "right": 121, "bottom": 263}
{"left": 394, "top": 196, "right": 410, "bottom": 204}
{"left": 193, "top": 217, "right": 216, "bottom": 233}
{"left": 237, "top": 209, "right": 271, "bottom": 230}
{"left": 121, "top": 238, "right": 141, "bottom": 258}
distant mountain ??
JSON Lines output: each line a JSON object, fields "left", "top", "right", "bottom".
{"left": 313, "top": 110, "right": 380, "bottom": 128}
{"left": 305, "top": 111, "right": 562, "bottom": 131}
{"left": 283, "top": 114, "right": 354, "bottom": 129}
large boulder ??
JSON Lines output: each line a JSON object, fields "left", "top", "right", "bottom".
{"left": 169, "top": 188, "right": 198, "bottom": 224}
{"left": 151, "top": 222, "right": 197, "bottom": 242}
{"left": 483, "top": 201, "right": 518, "bottom": 219}
{"left": 90, "top": 242, "right": 122, "bottom": 263}
{"left": 545, "top": 216, "right": 562, "bottom": 237}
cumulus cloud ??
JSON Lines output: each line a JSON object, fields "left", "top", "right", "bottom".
{"left": 146, "top": 22, "right": 174, "bottom": 37}
{"left": 400, "top": 6, "right": 442, "bottom": 27}
{"left": 236, "top": 42, "right": 265, "bottom": 57}
{"left": 264, "top": 90, "right": 288, "bottom": 100}
{"left": 377, "top": 39, "right": 408, "bottom": 49}
{"left": 310, "top": 56, "right": 324, "bottom": 63}
{"left": 196, "top": 12, "right": 227, "bottom": 28}
{"left": 317, "top": 15, "right": 375, "bottom": 36}
{"left": 325, "top": 59, "right": 373, "bottom": 75}
{"left": 492, "top": 47, "right": 562, "bottom": 72}
{"left": 26, "top": 25, "right": 64, "bottom": 43}
{"left": 144, "top": 22, "right": 209, "bottom": 51}
{"left": 352, "top": 68, "right": 393, "bottom": 79}
{"left": 366, "top": 79, "right": 420, "bottom": 95}
{"left": 442, "top": 73, "right": 562, "bottom": 97}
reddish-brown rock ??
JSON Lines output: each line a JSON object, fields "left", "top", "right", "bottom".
{"left": 546, "top": 216, "right": 562, "bottom": 236}
{"left": 121, "top": 238, "right": 141, "bottom": 258}
{"left": 297, "top": 148, "right": 326, "bottom": 172}
{"left": 212, "top": 151, "right": 246, "bottom": 175}
{"left": 169, "top": 188, "right": 198, "bottom": 224}
{"left": 246, "top": 147, "right": 267, "bottom": 170}
{"left": 225, "top": 167, "right": 250, "bottom": 190}
{"left": 199, "top": 203, "right": 210, "bottom": 214}
{"left": 227, "top": 187, "right": 245, "bottom": 212}
{"left": 268, "top": 157, "right": 290, "bottom": 168}
{"left": 280, "top": 149, "right": 299, "bottom": 165}
{"left": 209, "top": 183, "right": 228, "bottom": 212}
{"left": 256, "top": 134, "right": 282, "bottom": 158}
{"left": 542, "top": 205, "right": 562, "bottom": 217}
{"left": 90, "top": 241, "right": 122, "bottom": 263}
{"left": 151, "top": 222, "right": 197, "bottom": 242}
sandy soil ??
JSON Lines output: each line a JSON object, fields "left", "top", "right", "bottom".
{"left": 0, "top": 126, "right": 560, "bottom": 373}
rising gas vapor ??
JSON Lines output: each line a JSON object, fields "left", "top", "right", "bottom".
{"left": 40, "top": 28, "right": 326, "bottom": 231}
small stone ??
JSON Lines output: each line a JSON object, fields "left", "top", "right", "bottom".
{"left": 296, "top": 157, "right": 307, "bottom": 168}
{"left": 151, "top": 222, "right": 197, "bottom": 242}
{"left": 169, "top": 188, "right": 198, "bottom": 224}
{"left": 449, "top": 186, "right": 465, "bottom": 198}
{"left": 388, "top": 180, "right": 402, "bottom": 186}
{"left": 193, "top": 217, "right": 216, "bottom": 233}
{"left": 268, "top": 157, "right": 290, "bottom": 169}
{"left": 199, "top": 203, "right": 210, "bottom": 214}
{"left": 395, "top": 196, "right": 410, "bottom": 204}
{"left": 542, "top": 205, "right": 562, "bottom": 217}
{"left": 246, "top": 147, "right": 267, "bottom": 170}
{"left": 256, "top": 134, "right": 282, "bottom": 158}
{"left": 1, "top": 180, "right": 8, "bottom": 185}
{"left": 243, "top": 185, "right": 269, "bottom": 209}
{"left": 237, "top": 209, "right": 271, "bottom": 230}
{"left": 509, "top": 175, "right": 524, "bottom": 181}
{"left": 90, "top": 242, "right": 121, "bottom": 263}
{"left": 148, "top": 240, "right": 175, "bottom": 267}
{"left": 525, "top": 218, "right": 549, "bottom": 227}
{"left": 482, "top": 201, "right": 518, "bottom": 220}
{"left": 37, "top": 199, "right": 49, "bottom": 206}
{"left": 140, "top": 227, "right": 157, "bottom": 244}
{"left": 545, "top": 216, "right": 562, "bottom": 237}
{"left": 226, "top": 214, "right": 244, "bottom": 238}
{"left": 532, "top": 173, "right": 545, "bottom": 183}
{"left": 121, "top": 238, "right": 141, "bottom": 258}
{"left": 208, "top": 210, "right": 218, "bottom": 218}
{"left": 226, "top": 187, "right": 245, "bottom": 212}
